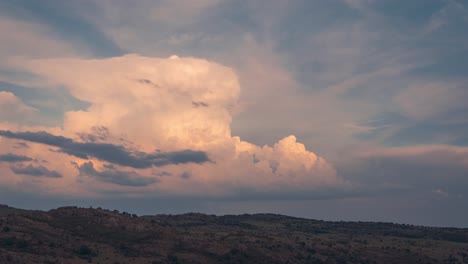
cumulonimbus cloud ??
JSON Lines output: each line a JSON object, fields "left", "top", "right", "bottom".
{"left": 1, "top": 54, "right": 342, "bottom": 195}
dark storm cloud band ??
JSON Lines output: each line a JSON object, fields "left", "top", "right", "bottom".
{"left": 0, "top": 130, "right": 210, "bottom": 168}
{"left": 0, "top": 153, "right": 33, "bottom": 163}
{"left": 10, "top": 164, "right": 62, "bottom": 178}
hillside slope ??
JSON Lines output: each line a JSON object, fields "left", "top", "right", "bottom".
{"left": 0, "top": 205, "right": 467, "bottom": 263}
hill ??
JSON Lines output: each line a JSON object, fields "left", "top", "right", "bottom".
{"left": 0, "top": 205, "right": 467, "bottom": 263}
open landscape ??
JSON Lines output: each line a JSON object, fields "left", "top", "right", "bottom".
{"left": 1, "top": 204, "right": 467, "bottom": 264}
{"left": 1, "top": 1, "right": 468, "bottom": 263}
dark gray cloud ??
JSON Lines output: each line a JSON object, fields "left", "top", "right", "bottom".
{"left": 0, "top": 130, "right": 210, "bottom": 168}
{"left": 180, "top": 171, "right": 191, "bottom": 179}
{"left": 149, "top": 151, "right": 211, "bottom": 167}
{"left": 252, "top": 154, "right": 260, "bottom": 164}
{"left": 192, "top": 101, "right": 209, "bottom": 108}
{"left": 76, "top": 161, "right": 157, "bottom": 187}
{"left": 336, "top": 147, "right": 468, "bottom": 198}
{"left": 269, "top": 160, "right": 279, "bottom": 174}
{"left": 153, "top": 171, "right": 172, "bottom": 177}
{"left": 13, "top": 142, "right": 29, "bottom": 149}
{"left": 0, "top": 130, "right": 72, "bottom": 145}
{"left": 77, "top": 126, "right": 110, "bottom": 143}
{"left": 0, "top": 153, "right": 33, "bottom": 163}
{"left": 137, "top": 79, "right": 159, "bottom": 88}
{"left": 10, "top": 164, "right": 62, "bottom": 178}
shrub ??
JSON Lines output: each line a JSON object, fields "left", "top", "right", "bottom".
{"left": 2, "top": 237, "right": 15, "bottom": 246}
{"left": 167, "top": 255, "right": 178, "bottom": 263}
{"left": 78, "top": 245, "right": 93, "bottom": 256}
{"left": 16, "top": 240, "right": 29, "bottom": 249}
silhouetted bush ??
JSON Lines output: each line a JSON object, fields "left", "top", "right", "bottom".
{"left": 16, "top": 239, "right": 29, "bottom": 249}
{"left": 167, "top": 255, "right": 178, "bottom": 263}
{"left": 2, "top": 237, "right": 15, "bottom": 246}
{"left": 78, "top": 244, "right": 96, "bottom": 256}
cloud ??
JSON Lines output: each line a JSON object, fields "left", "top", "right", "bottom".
{"left": 0, "top": 130, "right": 72, "bottom": 146}
{"left": 150, "top": 150, "right": 211, "bottom": 167}
{"left": 433, "top": 188, "right": 449, "bottom": 197}
{"left": 180, "top": 171, "right": 191, "bottom": 179}
{"left": 153, "top": 171, "right": 172, "bottom": 177}
{"left": 424, "top": 0, "right": 468, "bottom": 34}
{"left": 0, "top": 16, "right": 79, "bottom": 61}
{"left": 76, "top": 161, "right": 157, "bottom": 187}
{"left": 0, "top": 130, "right": 210, "bottom": 168}
{"left": 13, "top": 142, "right": 29, "bottom": 149}
{"left": 0, "top": 91, "right": 37, "bottom": 122}
{"left": 86, "top": 0, "right": 221, "bottom": 53}
{"left": 0, "top": 153, "right": 33, "bottom": 163}
{"left": 395, "top": 81, "right": 468, "bottom": 121}
{"left": 145, "top": 0, "right": 220, "bottom": 25}
{"left": 77, "top": 126, "right": 109, "bottom": 142}
{"left": 192, "top": 101, "right": 209, "bottom": 108}
{"left": 10, "top": 164, "right": 62, "bottom": 178}
{"left": 1, "top": 54, "right": 341, "bottom": 195}
{"left": 336, "top": 144, "right": 468, "bottom": 196}
{"left": 221, "top": 1, "right": 468, "bottom": 155}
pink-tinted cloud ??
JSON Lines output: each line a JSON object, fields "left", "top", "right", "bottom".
{"left": 0, "top": 91, "right": 37, "bottom": 122}
{"left": 0, "top": 55, "right": 343, "bottom": 197}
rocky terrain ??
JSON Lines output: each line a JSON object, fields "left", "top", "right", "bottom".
{"left": 0, "top": 204, "right": 467, "bottom": 264}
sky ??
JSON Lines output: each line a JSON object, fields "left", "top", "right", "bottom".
{"left": 0, "top": 0, "right": 467, "bottom": 227}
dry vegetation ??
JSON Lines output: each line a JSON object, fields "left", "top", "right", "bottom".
{"left": 0, "top": 204, "right": 467, "bottom": 264}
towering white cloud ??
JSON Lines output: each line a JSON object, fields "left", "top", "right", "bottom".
{"left": 4, "top": 55, "right": 341, "bottom": 195}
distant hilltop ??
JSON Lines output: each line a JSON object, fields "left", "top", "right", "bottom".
{"left": 0, "top": 205, "right": 467, "bottom": 263}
